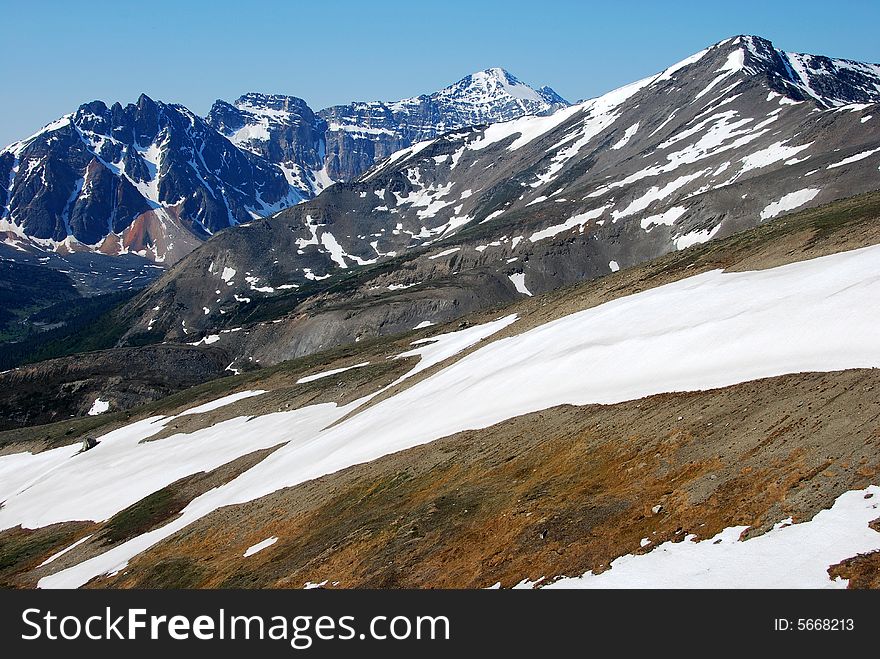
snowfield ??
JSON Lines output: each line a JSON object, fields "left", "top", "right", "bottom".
{"left": 4, "top": 244, "right": 880, "bottom": 588}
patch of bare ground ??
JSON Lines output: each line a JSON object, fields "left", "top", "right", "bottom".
{"left": 89, "top": 368, "right": 880, "bottom": 589}
{"left": 828, "top": 515, "right": 880, "bottom": 588}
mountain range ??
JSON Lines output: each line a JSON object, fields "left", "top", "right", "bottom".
{"left": 1, "top": 69, "right": 566, "bottom": 266}
{"left": 109, "top": 35, "right": 880, "bottom": 368}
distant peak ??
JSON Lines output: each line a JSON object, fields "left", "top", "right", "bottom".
{"left": 233, "top": 92, "right": 312, "bottom": 114}
{"left": 439, "top": 68, "right": 568, "bottom": 108}
{"left": 136, "top": 93, "right": 157, "bottom": 109}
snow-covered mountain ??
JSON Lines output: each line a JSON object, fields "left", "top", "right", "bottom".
{"left": 0, "top": 95, "right": 300, "bottom": 264}
{"left": 7, "top": 214, "right": 880, "bottom": 589}
{"left": 206, "top": 94, "right": 329, "bottom": 197}
{"left": 6, "top": 35, "right": 880, "bottom": 595}
{"left": 1, "top": 69, "right": 564, "bottom": 269}
{"left": 317, "top": 67, "right": 567, "bottom": 183}
{"left": 117, "top": 35, "right": 880, "bottom": 357}
{"left": 206, "top": 67, "right": 567, "bottom": 195}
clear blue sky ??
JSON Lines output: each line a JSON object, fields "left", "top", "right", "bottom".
{"left": 2, "top": 0, "right": 879, "bottom": 148}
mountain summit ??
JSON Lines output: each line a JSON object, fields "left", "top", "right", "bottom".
{"left": 207, "top": 68, "right": 567, "bottom": 194}
{"left": 1, "top": 69, "right": 561, "bottom": 266}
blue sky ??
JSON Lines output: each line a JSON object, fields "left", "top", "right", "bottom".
{"left": 2, "top": 0, "right": 879, "bottom": 147}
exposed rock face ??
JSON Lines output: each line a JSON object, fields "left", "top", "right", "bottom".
{"left": 317, "top": 68, "right": 568, "bottom": 182}
{"left": 2, "top": 69, "right": 563, "bottom": 275}
{"left": 206, "top": 94, "right": 328, "bottom": 196}
{"left": 0, "top": 344, "right": 231, "bottom": 430}
{"left": 1, "top": 95, "right": 300, "bottom": 264}
{"left": 3, "top": 35, "right": 879, "bottom": 303}
{"left": 119, "top": 36, "right": 880, "bottom": 365}
{"left": 207, "top": 68, "right": 568, "bottom": 192}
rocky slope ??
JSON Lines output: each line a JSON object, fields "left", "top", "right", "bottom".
{"left": 317, "top": 68, "right": 567, "bottom": 183}
{"left": 0, "top": 344, "right": 231, "bottom": 431}
{"left": 116, "top": 36, "right": 880, "bottom": 369}
{"left": 2, "top": 186, "right": 880, "bottom": 589}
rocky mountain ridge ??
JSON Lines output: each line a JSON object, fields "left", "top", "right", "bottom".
{"left": 112, "top": 35, "right": 880, "bottom": 370}
{"left": 1, "top": 69, "right": 564, "bottom": 268}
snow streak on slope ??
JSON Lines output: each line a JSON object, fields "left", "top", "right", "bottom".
{"left": 297, "top": 362, "right": 370, "bottom": 384}
{"left": 22, "top": 245, "right": 880, "bottom": 587}
{"left": 543, "top": 485, "right": 880, "bottom": 589}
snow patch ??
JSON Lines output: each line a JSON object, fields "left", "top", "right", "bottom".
{"left": 544, "top": 485, "right": 880, "bottom": 589}
{"left": 297, "top": 363, "right": 371, "bottom": 384}
{"left": 243, "top": 536, "right": 278, "bottom": 558}
{"left": 87, "top": 399, "right": 109, "bottom": 416}
{"left": 760, "top": 188, "right": 820, "bottom": 220}
{"left": 508, "top": 273, "right": 532, "bottom": 296}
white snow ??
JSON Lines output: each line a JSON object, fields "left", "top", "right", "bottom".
{"left": 675, "top": 224, "right": 721, "bottom": 250}
{"left": 87, "top": 399, "right": 110, "bottom": 416}
{"left": 428, "top": 247, "right": 461, "bottom": 260}
{"left": 320, "top": 232, "right": 349, "bottom": 269}
{"left": 243, "top": 536, "right": 278, "bottom": 557}
{"left": 826, "top": 147, "right": 880, "bottom": 169}
{"left": 187, "top": 334, "right": 220, "bottom": 346}
{"left": 608, "top": 260, "right": 620, "bottom": 272}
{"left": 297, "top": 362, "right": 370, "bottom": 384}
{"left": 611, "top": 123, "right": 639, "bottom": 150}
{"left": 544, "top": 485, "right": 880, "bottom": 589}
{"left": 653, "top": 48, "right": 710, "bottom": 83}
{"left": 231, "top": 122, "right": 270, "bottom": 146}
{"left": 739, "top": 141, "right": 813, "bottom": 175}
{"left": 177, "top": 390, "right": 267, "bottom": 417}
{"left": 220, "top": 267, "right": 236, "bottom": 283}
{"left": 27, "top": 245, "right": 880, "bottom": 588}
{"left": 529, "top": 206, "right": 608, "bottom": 242}
{"left": 640, "top": 206, "right": 687, "bottom": 231}
{"left": 760, "top": 188, "right": 820, "bottom": 220}
{"left": 469, "top": 74, "right": 652, "bottom": 156}
{"left": 612, "top": 172, "right": 704, "bottom": 221}
{"left": 694, "top": 49, "right": 745, "bottom": 101}
{"left": 413, "top": 321, "right": 436, "bottom": 330}
{"left": 508, "top": 273, "right": 533, "bottom": 296}
{"left": 38, "top": 535, "right": 94, "bottom": 567}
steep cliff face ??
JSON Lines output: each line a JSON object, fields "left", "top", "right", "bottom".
{"left": 2, "top": 69, "right": 563, "bottom": 272}
{"left": 206, "top": 94, "right": 328, "bottom": 196}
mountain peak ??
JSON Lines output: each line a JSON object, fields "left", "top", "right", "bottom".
{"left": 233, "top": 92, "right": 312, "bottom": 114}
{"left": 479, "top": 66, "right": 515, "bottom": 81}
{"left": 652, "top": 35, "right": 880, "bottom": 108}
{"left": 436, "top": 67, "right": 569, "bottom": 110}
{"left": 729, "top": 34, "right": 880, "bottom": 107}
